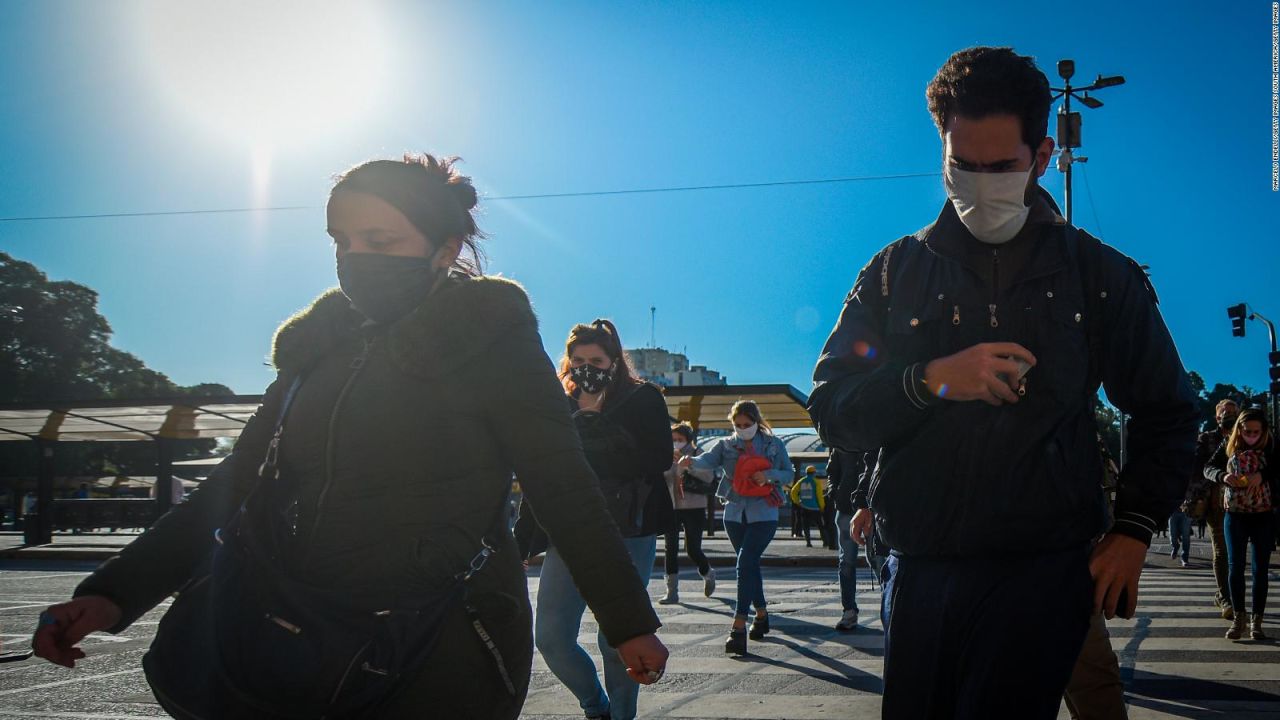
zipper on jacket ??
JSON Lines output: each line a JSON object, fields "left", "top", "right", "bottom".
{"left": 952, "top": 305, "right": 961, "bottom": 326}
{"left": 305, "top": 337, "right": 375, "bottom": 553}
{"left": 988, "top": 249, "right": 1000, "bottom": 328}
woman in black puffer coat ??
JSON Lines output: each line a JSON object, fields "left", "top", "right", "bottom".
{"left": 32, "top": 155, "right": 668, "bottom": 719}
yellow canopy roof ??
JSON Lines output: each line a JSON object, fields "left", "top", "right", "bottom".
{"left": 662, "top": 384, "right": 811, "bottom": 431}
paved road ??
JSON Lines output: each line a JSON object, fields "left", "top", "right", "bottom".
{"left": 0, "top": 540, "right": 1277, "bottom": 719}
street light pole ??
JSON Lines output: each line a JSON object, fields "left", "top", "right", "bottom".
{"left": 1053, "top": 60, "right": 1127, "bottom": 461}
{"left": 1051, "top": 60, "right": 1125, "bottom": 226}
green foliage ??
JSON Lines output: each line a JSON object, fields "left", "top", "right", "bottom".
{"left": 0, "top": 252, "right": 234, "bottom": 478}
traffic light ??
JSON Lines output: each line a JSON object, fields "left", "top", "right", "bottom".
{"left": 1270, "top": 350, "right": 1280, "bottom": 396}
{"left": 1227, "top": 304, "right": 1248, "bottom": 337}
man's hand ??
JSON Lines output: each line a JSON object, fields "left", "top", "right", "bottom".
{"left": 924, "top": 342, "right": 1037, "bottom": 406}
{"left": 850, "top": 508, "right": 874, "bottom": 546}
{"left": 617, "top": 633, "right": 669, "bottom": 684}
{"left": 32, "top": 596, "right": 122, "bottom": 668}
{"left": 1089, "top": 534, "right": 1147, "bottom": 619}
{"left": 751, "top": 471, "right": 768, "bottom": 486}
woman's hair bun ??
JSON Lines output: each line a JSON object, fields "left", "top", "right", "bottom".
{"left": 447, "top": 178, "right": 478, "bottom": 211}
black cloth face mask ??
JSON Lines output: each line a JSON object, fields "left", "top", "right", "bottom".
{"left": 336, "top": 252, "right": 439, "bottom": 324}
{"left": 571, "top": 363, "right": 614, "bottom": 395}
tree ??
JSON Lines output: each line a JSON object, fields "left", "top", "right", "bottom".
{"left": 0, "top": 252, "right": 236, "bottom": 482}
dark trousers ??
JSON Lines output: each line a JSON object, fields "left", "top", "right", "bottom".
{"left": 881, "top": 546, "right": 1093, "bottom": 720}
{"left": 798, "top": 508, "right": 831, "bottom": 547}
{"left": 664, "top": 508, "right": 711, "bottom": 576}
{"left": 1224, "top": 510, "right": 1276, "bottom": 615}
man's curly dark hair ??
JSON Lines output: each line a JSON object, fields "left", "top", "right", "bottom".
{"left": 926, "top": 46, "right": 1052, "bottom": 151}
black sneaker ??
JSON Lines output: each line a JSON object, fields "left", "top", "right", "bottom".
{"left": 725, "top": 629, "right": 747, "bottom": 655}
{"left": 749, "top": 614, "right": 770, "bottom": 640}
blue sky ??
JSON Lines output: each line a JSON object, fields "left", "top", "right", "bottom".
{"left": 1, "top": 1, "right": 1276, "bottom": 401}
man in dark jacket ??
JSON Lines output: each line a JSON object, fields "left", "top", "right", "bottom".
{"left": 1183, "top": 398, "right": 1239, "bottom": 615}
{"left": 809, "top": 46, "right": 1199, "bottom": 718}
{"left": 826, "top": 449, "right": 865, "bottom": 631}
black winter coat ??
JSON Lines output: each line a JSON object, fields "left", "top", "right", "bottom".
{"left": 74, "top": 276, "right": 661, "bottom": 719}
{"left": 810, "top": 200, "right": 1199, "bottom": 557}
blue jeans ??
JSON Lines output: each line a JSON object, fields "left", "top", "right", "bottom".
{"left": 724, "top": 519, "right": 776, "bottom": 617}
{"left": 881, "top": 546, "right": 1093, "bottom": 719}
{"left": 835, "top": 511, "right": 860, "bottom": 613}
{"left": 1224, "top": 511, "right": 1275, "bottom": 616}
{"left": 534, "top": 535, "right": 657, "bottom": 720}
{"left": 1168, "top": 511, "right": 1191, "bottom": 562}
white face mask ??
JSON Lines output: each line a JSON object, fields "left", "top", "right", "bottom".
{"left": 943, "top": 165, "right": 1033, "bottom": 245}
{"left": 673, "top": 440, "right": 688, "bottom": 451}
{"left": 735, "top": 423, "right": 758, "bottom": 441}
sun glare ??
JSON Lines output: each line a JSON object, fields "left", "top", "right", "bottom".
{"left": 134, "top": 1, "right": 390, "bottom": 151}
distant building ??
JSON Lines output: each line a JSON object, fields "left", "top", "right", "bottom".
{"left": 626, "top": 347, "right": 727, "bottom": 387}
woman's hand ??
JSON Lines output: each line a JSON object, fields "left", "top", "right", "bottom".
{"left": 751, "top": 471, "right": 768, "bottom": 486}
{"left": 32, "top": 596, "right": 122, "bottom": 668}
{"left": 1223, "top": 473, "right": 1242, "bottom": 488}
{"left": 676, "top": 456, "right": 693, "bottom": 469}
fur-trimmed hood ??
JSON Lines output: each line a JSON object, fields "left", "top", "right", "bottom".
{"left": 271, "top": 275, "right": 538, "bottom": 379}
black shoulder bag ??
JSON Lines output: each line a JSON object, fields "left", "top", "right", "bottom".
{"left": 144, "top": 376, "right": 503, "bottom": 719}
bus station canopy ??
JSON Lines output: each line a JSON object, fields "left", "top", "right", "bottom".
{"left": 0, "top": 396, "right": 261, "bottom": 442}
{"left": 662, "top": 384, "right": 811, "bottom": 431}
{"left": 0, "top": 383, "right": 813, "bottom": 442}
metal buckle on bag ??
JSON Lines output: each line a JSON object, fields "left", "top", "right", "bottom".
{"left": 458, "top": 539, "right": 496, "bottom": 582}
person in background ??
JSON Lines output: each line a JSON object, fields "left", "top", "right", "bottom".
{"left": 1168, "top": 504, "right": 1192, "bottom": 567}
{"left": 827, "top": 449, "right": 864, "bottom": 632}
{"left": 789, "top": 465, "right": 828, "bottom": 548}
{"left": 1205, "top": 408, "right": 1275, "bottom": 641}
{"left": 531, "top": 318, "right": 674, "bottom": 720}
{"left": 690, "top": 400, "right": 792, "bottom": 655}
{"left": 1185, "top": 399, "right": 1240, "bottom": 617}
{"left": 661, "top": 422, "right": 716, "bottom": 604}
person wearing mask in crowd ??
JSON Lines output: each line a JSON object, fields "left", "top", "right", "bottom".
{"left": 1204, "top": 408, "right": 1276, "bottom": 640}
{"left": 827, "top": 449, "right": 864, "bottom": 632}
{"left": 660, "top": 422, "right": 716, "bottom": 604}
{"left": 690, "top": 400, "right": 793, "bottom": 655}
{"left": 809, "top": 47, "right": 1198, "bottom": 718}
{"left": 526, "top": 319, "right": 674, "bottom": 720}
{"left": 789, "top": 465, "right": 828, "bottom": 548}
{"left": 31, "top": 155, "right": 668, "bottom": 719}
{"left": 1185, "top": 399, "right": 1240, "bottom": 617}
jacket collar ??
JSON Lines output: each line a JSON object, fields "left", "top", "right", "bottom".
{"left": 917, "top": 188, "right": 1071, "bottom": 284}
{"left": 271, "top": 274, "right": 538, "bottom": 379}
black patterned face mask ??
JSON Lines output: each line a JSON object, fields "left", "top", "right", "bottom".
{"left": 570, "top": 363, "right": 614, "bottom": 395}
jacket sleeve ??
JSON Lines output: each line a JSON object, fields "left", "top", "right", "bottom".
{"left": 765, "top": 436, "right": 793, "bottom": 485}
{"left": 482, "top": 318, "right": 660, "bottom": 645}
{"left": 1203, "top": 442, "right": 1228, "bottom": 485}
{"left": 1098, "top": 250, "right": 1200, "bottom": 546}
{"left": 851, "top": 450, "right": 875, "bottom": 511}
{"left": 809, "top": 244, "right": 941, "bottom": 453}
{"left": 690, "top": 440, "right": 724, "bottom": 474}
{"left": 627, "top": 385, "right": 677, "bottom": 477}
{"left": 72, "top": 375, "right": 288, "bottom": 633}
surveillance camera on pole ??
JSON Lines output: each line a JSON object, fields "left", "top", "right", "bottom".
{"left": 1052, "top": 61, "right": 1126, "bottom": 223}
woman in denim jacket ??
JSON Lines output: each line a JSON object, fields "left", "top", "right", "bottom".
{"left": 688, "top": 400, "right": 793, "bottom": 654}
